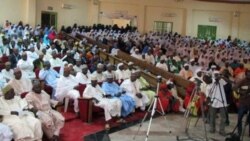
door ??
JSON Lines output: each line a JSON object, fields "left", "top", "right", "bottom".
{"left": 197, "top": 25, "right": 217, "bottom": 40}
{"left": 41, "top": 11, "right": 57, "bottom": 29}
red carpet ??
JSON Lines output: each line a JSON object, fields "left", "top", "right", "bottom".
{"left": 58, "top": 108, "right": 146, "bottom": 141}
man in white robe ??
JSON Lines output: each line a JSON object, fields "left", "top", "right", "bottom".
{"left": 73, "top": 59, "right": 84, "bottom": 73}
{"left": 55, "top": 67, "right": 80, "bottom": 114}
{"left": 83, "top": 75, "right": 122, "bottom": 129}
{"left": 156, "top": 56, "right": 168, "bottom": 71}
{"left": 0, "top": 85, "right": 43, "bottom": 141}
{"left": 49, "top": 51, "right": 63, "bottom": 68}
{"left": 0, "top": 122, "right": 13, "bottom": 141}
{"left": 25, "top": 81, "right": 64, "bottom": 140}
{"left": 75, "top": 64, "right": 91, "bottom": 84}
{"left": 26, "top": 46, "right": 39, "bottom": 63}
{"left": 120, "top": 72, "right": 149, "bottom": 110}
{"left": 17, "top": 52, "right": 35, "bottom": 79}
{"left": 92, "top": 63, "right": 105, "bottom": 82}
{"left": 123, "top": 62, "right": 135, "bottom": 79}
{"left": 8, "top": 68, "right": 32, "bottom": 96}
{"left": 115, "top": 63, "right": 127, "bottom": 84}
{"left": 1, "top": 62, "right": 14, "bottom": 82}
{"left": 103, "top": 64, "right": 116, "bottom": 80}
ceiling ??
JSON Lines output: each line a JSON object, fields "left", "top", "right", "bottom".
{"left": 197, "top": 0, "right": 250, "bottom": 4}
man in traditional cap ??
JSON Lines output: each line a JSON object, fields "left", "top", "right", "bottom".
{"left": 25, "top": 80, "right": 64, "bottom": 140}
{"left": 49, "top": 50, "right": 63, "bottom": 68}
{"left": 103, "top": 63, "right": 116, "bottom": 80}
{"left": 75, "top": 64, "right": 91, "bottom": 84}
{"left": 156, "top": 56, "right": 168, "bottom": 71}
{"left": 73, "top": 59, "right": 84, "bottom": 73}
{"left": 123, "top": 61, "right": 135, "bottom": 79}
{"left": 115, "top": 63, "right": 127, "bottom": 84}
{"left": 120, "top": 72, "right": 149, "bottom": 111}
{"left": 0, "top": 85, "right": 43, "bottom": 141}
{"left": 92, "top": 63, "right": 105, "bottom": 82}
{"left": 179, "top": 63, "right": 193, "bottom": 80}
{"left": 39, "top": 61, "right": 60, "bottom": 99}
{"left": 55, "top": 66, "right": 80, "bottom": 114}
{"left": 101, "top": 74, "right": 135, "bottom": 118}
{"left": 131, "top": 48, "right": 142, "bottom": 60}
{"left": 83, "top": 75, "right": 123, "bottom": 129}
{"left": 7, "top": 68, "right": 32, "bottom": 96}
{"left": 17, "top": 52, "right": 35, "bottom": 79}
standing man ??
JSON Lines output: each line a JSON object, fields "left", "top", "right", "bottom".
{"left": 206, "top": 71, "right": 228, "bottom": 136}
{"left": 234, "top": 70, "right": 250, "bottom": 137}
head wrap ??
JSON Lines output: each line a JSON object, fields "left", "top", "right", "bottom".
{"left": 2, "top": 85, "right": 12, "bottom": 95}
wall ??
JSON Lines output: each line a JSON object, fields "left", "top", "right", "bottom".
{"left": 0, "top": 0, "right": 26, "bottom": 26}
{"left": 36, "top": 0, "right": 89, "bottom": 30}
{"left": 95, "top": 0, "right": 250, "bottom": 41}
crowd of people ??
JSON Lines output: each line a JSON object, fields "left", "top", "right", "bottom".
{"left": 0, "top": 21, "right": 185, "bottom": 140}
{"left": 72, "top": 24, "right": 250, "bottom": 137}
{"left": 0, "top": 20, "right": 249, "bottom": 141}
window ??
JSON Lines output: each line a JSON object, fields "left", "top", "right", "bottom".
{"left": 153, "top": 21, "right": 173, "bottom": 33}
{"left": 197, "top": 25, "right": 217, "bottom": 40}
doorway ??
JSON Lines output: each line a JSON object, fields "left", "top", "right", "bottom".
{"left": 41, "top": 11, "right": 57, "bottom": 29}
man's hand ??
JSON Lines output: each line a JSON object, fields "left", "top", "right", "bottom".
{"left": 116, "top": 92, "right": 121, "bottom": 97}
{"left": 136, "top": 93, "right": 143, "bottom": 99}
{"left": 105, "top": 94, "right": 112, "bottom": 98}
{"left": 10, "top": 111, "right": 19, "bottom": 116}
{"left": 93, "top": 98, "right": 100, "bottom": 104}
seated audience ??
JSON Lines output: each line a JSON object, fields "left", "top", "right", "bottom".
{"left": 8, "top": 68, "right": 32, "bottom": 96}
{"left": 0, "top": 85, "right": 43, "bottom": 141}
{"left": 25, "top": 80, "right": 65, "bottom": 140}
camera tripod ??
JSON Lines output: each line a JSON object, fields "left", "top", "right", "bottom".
{"left": 177, "top": 84, "right": 210, "bottom": 141}
{"left": 133, "top": 76, "right": 169, "bottom": 141}
{"left": 240, "top": 109, "right": 250, "bottom": 141}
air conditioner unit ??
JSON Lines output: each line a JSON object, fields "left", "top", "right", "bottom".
{"left": 62, "top": 4, "right": 72, "bottom": 9}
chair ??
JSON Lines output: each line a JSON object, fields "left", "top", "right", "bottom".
{"left": 53, "top": 67, "right": 60, "bottom": 73}
{"left": 78, "top": 83, "right": 104, "bottom": 122}
{"left": 0, "top": 63, "right": 5, "bottom": 71}
{"left": 1, "top": 55, "right": 9, "bottom": 64}
{"left": 20, "top": 92, "right": 29, "bottom": 98}
{"left": 35, "top": 68, "right": 40, "bottom": 79}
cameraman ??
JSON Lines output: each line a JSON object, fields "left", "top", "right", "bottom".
{"left": 234, "top": 70, "right": 250, "bottom": 137}
{"left": 206, "top": 71, "right": 228, "bottom": 136}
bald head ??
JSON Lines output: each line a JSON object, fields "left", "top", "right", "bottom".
{"left": 63, "top": 66, "right": 71, "bottom": 77}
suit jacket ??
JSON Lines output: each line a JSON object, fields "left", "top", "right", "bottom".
{"left": 9, "top": 53, "right": 21, "bottom": 69}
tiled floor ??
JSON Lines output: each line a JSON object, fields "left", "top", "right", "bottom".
{"left": 109, "top": 113, "right": 249, "bottom": 141}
